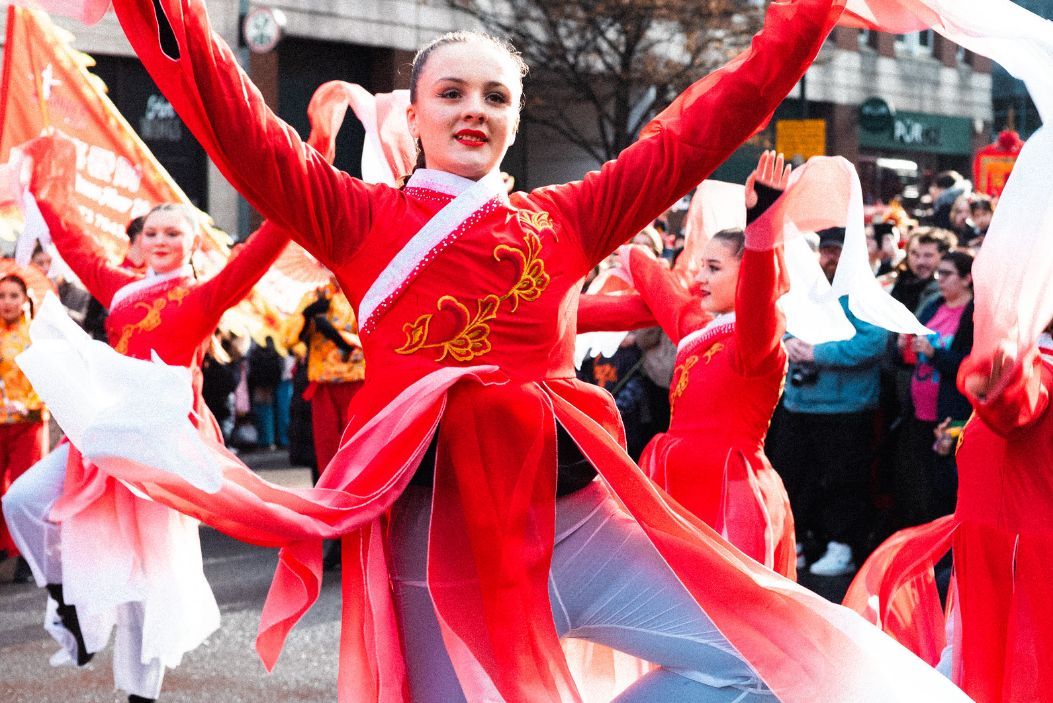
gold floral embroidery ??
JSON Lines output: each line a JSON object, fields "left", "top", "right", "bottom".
{"left": 517, "top": 210, "right": 556, "bottom": 239}
{"left": 669, "top": 354, "right": 699, "bottom": 418}
{"left": 395, "top": 223, "right": 552, "bottom": 362}
{"left": 494, "top": 231, "right": 550, "bottom": 311}
{"left": 113, "top": 286, "right": 188, "bottom": 354}
{"left": 702, "top": 342, "right": 725, "bottom": 364}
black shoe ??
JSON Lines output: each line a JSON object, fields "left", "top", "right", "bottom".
{"left": 44, "top": 583, "right": 94, "bottom": 666}
{"left": 129, "top": 696, "right": 156, "bottom": 702}
{"left": 12, "top": 557, "right": 32, "bottom": 584}
{"left": 322, "top": 540, "right": 342, "bottom": 571}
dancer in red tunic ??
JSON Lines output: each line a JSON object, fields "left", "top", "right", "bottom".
{"left": 3, "top": 184, "right": 289, "bottom": 701}
{"left": 580, "top": 151, "right": 795, "bottom": 576}
{"left": 950, "top": 339, "right": 1053, "bottom": 701}
{"left": 14, "top": 0, "right": 969, "bottom": 700}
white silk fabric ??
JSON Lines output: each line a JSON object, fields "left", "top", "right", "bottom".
{"left": 843, "top": 0, "right": 1053, "bottom": 360}
{"left": 17, "top": 294, "right": 222, "bottom": 493}
{"left": 683, "top": 156, "right": 930, "bottom": 344}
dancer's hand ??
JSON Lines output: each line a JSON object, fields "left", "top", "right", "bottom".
{"left": 745, "top": 150, "right": 792, "bottom": 210}
{"left": 963, "top": 341, "right": 1018, "bottom": 402}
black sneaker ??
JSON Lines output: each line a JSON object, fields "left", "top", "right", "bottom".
{"left": 45, "top": 584, "right": 94, "bottom": 666}
{"left": 128, "top": 696, "right": 156, "bottom": 702}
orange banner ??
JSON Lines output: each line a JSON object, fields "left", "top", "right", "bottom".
{"left": 0, "top": 5, "right": 225, "bottom": 262}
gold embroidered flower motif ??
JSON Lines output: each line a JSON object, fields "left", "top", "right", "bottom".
{"left": 670, "top": 354, "right": 699, "bottom": 418}
{"left": 114, "top": 286, "right": 189, "bottom": 354}
{"left": 517, "top": 210, "right": 555, "bottom": 238}
{"left": 702, "top": 342, "right": 725, "bottom": 364}
{"left": 397, "top": 295, "right": 501, "bottom": 362}
{"left": 395, "top": 217, "right": 553, "bottom": 363}
{"left": 495, "top": 232, "right": 549, "bottom": 311}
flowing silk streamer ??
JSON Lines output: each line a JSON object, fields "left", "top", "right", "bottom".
{"left": 679, "top": 157, "right": 929, "bottom": 344}
{"left": 842, "top": 0, "right": 1053, "bottom": 360}
{"left": 18, "top": 294, "right": 222, "bottom": 493}
{"left": 843, "top": 515, "right": 957, "bottom": 665}
{"left": 305, "top": 81, "right": 414, "bottom": 187}
{"left": 3, "top": 0, "right": 110, "bottom": 24}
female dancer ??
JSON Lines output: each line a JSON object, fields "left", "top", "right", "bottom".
{"left": 24, "top": 0, "right": 966, "bottom": 700}
{"left": 581, "top": 150, "right": 795, "bottom": 576}
{"left": 3, "top": 193, "right": 289, "bottom": 701}
{"left": 944, "top": 329, "right": 1053, "bottom": 700}
{"left": 0, "top": 272, "right": 49, "bottom": 578}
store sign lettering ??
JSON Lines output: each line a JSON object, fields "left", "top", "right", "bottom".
{"left": 893, "top": 118, "right": 941, "bottom": 147}
{"left": 139, "top": 94, "right": 182, "bottom": 142}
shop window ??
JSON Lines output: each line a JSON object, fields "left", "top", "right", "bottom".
{"left": 895, "top": 30, "right": 935, "bottom": 57}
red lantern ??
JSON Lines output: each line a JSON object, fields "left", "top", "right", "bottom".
{"left": 973, "top": 130, "right": 1024, "bottom": 198}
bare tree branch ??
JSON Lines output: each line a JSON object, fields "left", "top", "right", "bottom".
{"left": 444, "top": 0, "right": 762, "bottom": 163}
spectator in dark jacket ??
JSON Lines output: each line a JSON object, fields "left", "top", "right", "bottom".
{"left": 894, "top": 250, "right": 974, "bottom": 525}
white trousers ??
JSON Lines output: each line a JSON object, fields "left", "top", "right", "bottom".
{"left": 3, "top": 445, "right": 165, "bottom": 699}
{"left": 388, "top": 482, "right": 775, "bottom": 703}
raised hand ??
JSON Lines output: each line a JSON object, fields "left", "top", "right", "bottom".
{"left": 745, "top": 150, "right": 792, "bottom": 210}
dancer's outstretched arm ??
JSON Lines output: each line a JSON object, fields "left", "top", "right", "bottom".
{"left": 734, "top": 152, "right": 791, "bottom": 377}
{"left": 576, "top": 292, "right": 655, "bottom": 333}
{"left": 110, "top": 0, "right": 383, "bottom": 270}
{"left": 532, "top": 0, "right": 843, "bottom": 269}
{"left": 34, "top": 201, "right": 138, "bottom": 309}
{"left": 621, "top": 247, "right": 704, "bottom": 345}
{"left": 190, "top": 222, "right": 290, "bottom": 317}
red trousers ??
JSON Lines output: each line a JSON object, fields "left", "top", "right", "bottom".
{"left": 309, "top": 381, "right": 362, "bottom": 473}
{"left": 0, "top": 420, "right": 48, "bottom": 555}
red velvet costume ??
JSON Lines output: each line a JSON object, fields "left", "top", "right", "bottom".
{"left": 73, "top": 1, "right": 964, "bottom": 701}
{"left": 951, "top": 352, "right": 1053, "bottom": 701}
{"left": 584, "top": 243, "right": 796, "bottom": 577}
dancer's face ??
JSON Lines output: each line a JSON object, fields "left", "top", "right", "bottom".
{"left": 692, "top": 238, "right": 740, "bottom": 315}
{"left": 407, "top": 41, "right": 521, "bottom": 180}
{"left": 141, "top": 210, "right": 196, "bottom": 274}
{"left": 0, "top": 280, "right": 28, "bottom": 324}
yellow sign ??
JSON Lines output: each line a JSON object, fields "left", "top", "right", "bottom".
{"left": 775, "top": 119, "right": 827, "bottom": 161}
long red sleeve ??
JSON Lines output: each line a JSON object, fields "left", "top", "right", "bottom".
{"left": 531, "top": 0, "right": 843, "bottom": 269}
{"left": 110, "top": 0, "right": 382, "bottom": 271}
{"left": 37, "top": 200, "right": 138, "bottom": 309}
{"left": 182, "top": 221, "right": 291, "bottom": 341}
{"left": 576, "top": 293, "right": 656, "bottom": 333}
{"left": 958, "top": 352, "right": 1052, "bottom": 438}
{"left": 624, "top": 248, "right": 706, "bottom": 345}
{"left": 733, "top": 244, "right": 788, "bottom": 377}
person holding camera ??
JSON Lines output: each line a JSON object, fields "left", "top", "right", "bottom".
{"left": 769, "top": 227, "right": 890, "bottom": 577}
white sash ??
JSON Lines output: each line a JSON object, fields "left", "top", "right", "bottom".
{"left": 109, "top": 264, "right": 193, "bottom": 309}
{"left": 677, "top": 312, "right": 736, "bottom": 356}
{"left": 357, "top": 169, "right": 508, "bottom": 332}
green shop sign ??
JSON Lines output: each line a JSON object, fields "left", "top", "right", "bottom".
{"left": 858, "top": 103, "right": 973, "bottom": 155}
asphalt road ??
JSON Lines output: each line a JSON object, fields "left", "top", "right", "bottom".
{"left": 0, "top": 450, "right": 852, "bottom": 702}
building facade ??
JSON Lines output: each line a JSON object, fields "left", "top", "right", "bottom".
{"left": 2, "top": 5, "right": 996, "bottom": 233}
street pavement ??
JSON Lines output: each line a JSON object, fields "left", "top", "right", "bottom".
{"left": 0, "top": 449, "right": 852, "bottom": 702}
